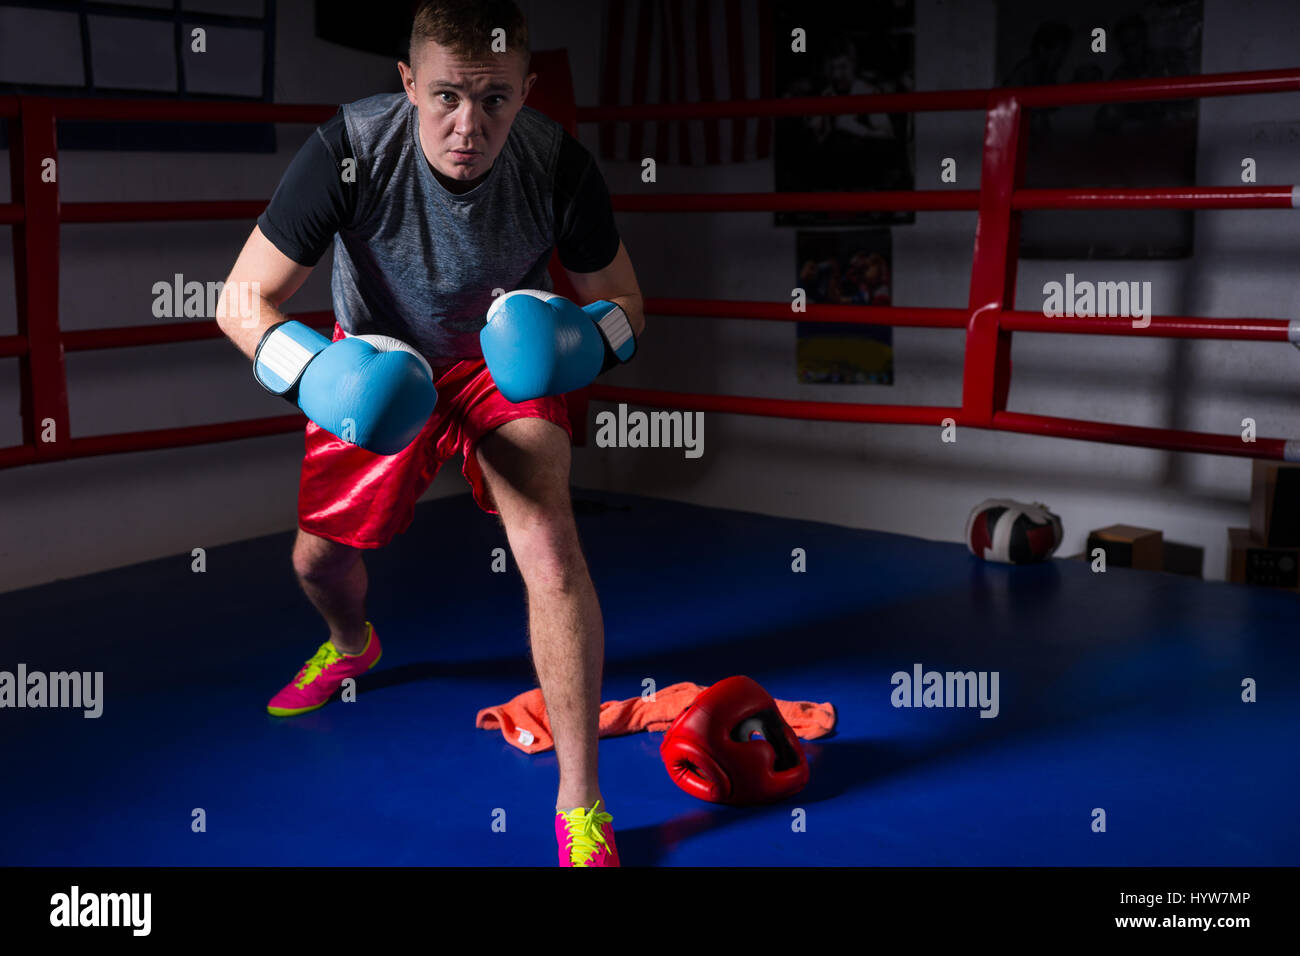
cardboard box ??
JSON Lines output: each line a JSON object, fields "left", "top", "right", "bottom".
{"left": 1250, "top": 460, "right": 1300, "bottom": 547}
{"left": 1227, "top": 527, "right": 1300, "bottom": 590}
{"left": 1085, "top": 524, "right": 1163, "bottom": 571}
{"left": 1068, "top": 540, "right": 1202, "bottom": 577}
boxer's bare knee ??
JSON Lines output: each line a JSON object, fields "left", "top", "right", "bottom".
{"left": 509, "top": 515, "right": 587, "bottom": 594}
{"left": 292, "top": 528, "right": 361, "bottom": 583}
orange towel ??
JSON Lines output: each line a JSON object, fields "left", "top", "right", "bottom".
{"left": 476, "top": 681, "right": 836, "bottom": 755}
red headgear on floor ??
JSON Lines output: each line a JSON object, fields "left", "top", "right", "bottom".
{"left": 660, "top": 675, "right": 810, "bottom": 805}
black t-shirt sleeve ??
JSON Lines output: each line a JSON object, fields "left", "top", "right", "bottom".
{"left": 552, "top": 131, "right": 621, "bottom": 273}
{"left": 256, "top": 110, "right": 356, "bottom": 268}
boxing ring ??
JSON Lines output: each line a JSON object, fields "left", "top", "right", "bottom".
{"left": 5, "top": 62, "right": 1300, "bottom": 466}
{"left": 1, "top": 56, "right": 1298, "bottom": 874}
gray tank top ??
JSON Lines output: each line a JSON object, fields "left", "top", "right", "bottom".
{"left": 333, "top": 93, "right": 563, "bottom": 361}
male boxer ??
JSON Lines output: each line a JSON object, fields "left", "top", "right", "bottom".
{"left": 215, "top": 0, "right": 642, "bottom": 867}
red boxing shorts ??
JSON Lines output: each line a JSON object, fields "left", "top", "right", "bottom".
{"left": 297, "top": 324, "right": 571, "bottom": 549}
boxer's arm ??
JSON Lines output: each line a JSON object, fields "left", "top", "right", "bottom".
{"left": 218, "top": 111, "right": 352, "bottom": 359}
{"left": 565, "top": 241, "right": 645, "bottom": 339}
{"left": 552, "top": 132, "right": 644, "bottom": 338}
{"left": 216, "top": 225, "right": 313, "bottom": 360}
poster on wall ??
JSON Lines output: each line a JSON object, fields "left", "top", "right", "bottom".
{"left": 773, "top": 0, "right": 916, "bottom": 228}
{"left": 795, "top": 230, "right": 894, "bottom": 385}
{"left": 995, "top": 0, "right": 1204, "bottom": 258}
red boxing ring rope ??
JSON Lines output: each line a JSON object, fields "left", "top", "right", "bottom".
{"left": 2, "top": 64, "right": 1299, "bottom": 470}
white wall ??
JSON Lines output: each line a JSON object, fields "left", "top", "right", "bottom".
{"left": 1, "top": 0, "right": 1298, "bottom": 593}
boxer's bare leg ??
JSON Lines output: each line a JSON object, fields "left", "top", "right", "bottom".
{"left": 292, "top": 529, "right": 371, "bottom": 655}
{"left": 476, "top": 418, "right": 605, "bottom": 813}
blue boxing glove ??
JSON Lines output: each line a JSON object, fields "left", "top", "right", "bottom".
{"left": 480, "top": 290, "right": 636, "bottom": 403}
{"left": 253, "top": 320, "right": 437, "bottom": 455}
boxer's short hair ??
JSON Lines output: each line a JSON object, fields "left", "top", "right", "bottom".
{"left": 406, "top": 0, "right": 530, "bottom": 74}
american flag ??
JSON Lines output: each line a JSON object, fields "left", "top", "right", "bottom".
{"left": 598, "top": 0, "right": 774, "bottom": 165}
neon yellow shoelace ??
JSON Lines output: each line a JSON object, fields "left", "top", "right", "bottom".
{"left": 293, "top": 641, "right": 343, "bottom": 689}
{"left": 560, "top": 800, "right": 614, "bottom": 866}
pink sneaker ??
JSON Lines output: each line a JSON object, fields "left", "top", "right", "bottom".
{"left": 555, "top": 801, "right": 621, "bottom": 867}
{"left": 266, "top": 623, "right": 382, "bottom": 716}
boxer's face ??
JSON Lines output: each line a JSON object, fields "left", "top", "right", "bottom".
{"left": 400, "top": 40, "right": 535, "bottom": 192}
